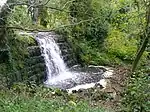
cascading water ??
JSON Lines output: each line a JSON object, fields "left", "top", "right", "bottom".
{"left": 36, "top": 32, "right": 76, "bottom": 86}
{"left": 35, "top": 32, "right": 111, "bottom": 92}
{"left": 0, "top": 0, "right": 7, "bottom": 11}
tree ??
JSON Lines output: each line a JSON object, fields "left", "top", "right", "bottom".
{"left": 0, "top": 0, "right": 15, "bottom": 48}
{"left": 132, "top": 1, "right": 150, "bottom": 72}
{"left": 28, "top": 0, "right": 40, "bottom": 24}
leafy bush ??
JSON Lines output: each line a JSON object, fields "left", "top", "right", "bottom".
{"left": 122, "top": 71, "right": 150, "bottom": 112}
{"left": 105, "top": 29, "right": 138, "bottom": 61}
{"left": 7, "top": 6, "right": 32, "bottom": 27}
{"left": 75, "top": 39, "right": 121, "bottom": 66}
{"left": 0, "top": 31, "right": 37, "bottom": 87}
{"left": 105, "top": 29, "right": 148, "bottom": 65}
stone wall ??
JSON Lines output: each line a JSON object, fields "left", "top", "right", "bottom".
{"left": 0, "top": 31, "right": 77, "bottom": 87}
{"left": 52, "top": 32, "right": 77, "bottom": 67}
{"left": 0, "top": 33, "right": 46, "bottom": 87}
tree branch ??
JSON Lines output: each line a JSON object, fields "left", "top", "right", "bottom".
{"left": 0, "top": 17, "right": 100, "bottom": 32}
{"left": 7, "top": 1, "right": 66, "bottom": 12}
{"left": 0, "top": 26, "right": 54, "bottom": 32}
{"left": 0, "top": 16, "right": 100, "bottom": 36}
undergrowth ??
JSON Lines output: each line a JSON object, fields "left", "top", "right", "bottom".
{"left": 121, "top": 70, "right": 150, "bottom": 112}
{"left": 0, "top": 84, "right": 110, "bottom": 112}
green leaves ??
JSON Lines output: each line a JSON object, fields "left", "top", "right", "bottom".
{"left": 0, "top": 86, "right": 108, "bottom": 112}
{"left": 105, "top": 29, "right": 138, "bottom": 61}
{"left": 122, "top": 71, "right": 150, "bottom": 112}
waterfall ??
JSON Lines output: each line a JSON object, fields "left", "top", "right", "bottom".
{"left": 35, "top": 32, "right": 110, "bottom": 91}
{"left": 0, "top": 0, "right": 7, "bottom": 11}
{"left": 36, "top": 32, "right": 75, "bottom": 85}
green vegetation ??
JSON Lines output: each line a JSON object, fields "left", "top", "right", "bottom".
{"left": 0, "top": 0, "right": 150, "bottom": 112}
{"left": 0, "top": 85, "right": 108, "bottom": 112}
{"left": 0, "top": 31, "right": 37, "bottom": 86}
{"left": 9, "top": 33, "right": 36, "bottom": 70}
{"left": 122, "top": 70, "right": 150, "bottom": 112}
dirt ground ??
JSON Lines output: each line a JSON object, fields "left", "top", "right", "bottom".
{"left": 97, "top": 66, "right": 130, "bottom": 111}
{"left": 66, "top": 65, "right": 130, "bottom": 111}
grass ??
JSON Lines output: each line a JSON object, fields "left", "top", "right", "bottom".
{"left": 0, "top": 85, "right": 110, "bottom": 112}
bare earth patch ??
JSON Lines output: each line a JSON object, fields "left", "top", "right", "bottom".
{"left": 98, "top": 66, "right": 130, "bottom": 111}
{"left": 70, "top": 66, "right": 130, "bottom": 111}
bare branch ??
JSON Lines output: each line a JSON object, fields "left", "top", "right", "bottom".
{"left": 38, "top": 0, "right": 51, "bottom": 6}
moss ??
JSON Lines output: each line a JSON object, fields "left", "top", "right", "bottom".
{"left": 0, "top": 31, "right": 37, "bottom": 86}
{"left": 9, "top": 35, "right": 34, "bottom": 69}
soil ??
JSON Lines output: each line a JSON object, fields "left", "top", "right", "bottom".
{"left": 100, "top": 66, "right": 130, "bottom": 110}
{"left": 71, "top": 65, "right": 130, "bottom": 111}
{"left": 92, "top": 66, "right": 130, "bottom": 111}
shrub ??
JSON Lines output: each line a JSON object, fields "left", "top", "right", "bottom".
{"left": 122, "top": 70, "right": 150, "bottom": 112}
{"left": 105, "top": 29, "right": 138, "bottom": 61}
{"left": 76, "top": 39, "right": 121, "bottom": 66}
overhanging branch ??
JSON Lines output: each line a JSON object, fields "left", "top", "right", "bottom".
{"left": 7, "top": 1, "right": 66, "bottom": 12}
{"left": 0, "top": 17, "right": 100, "bottom": 32}
{"left": 0, "top": 26, "right": 54, "bottom": 32}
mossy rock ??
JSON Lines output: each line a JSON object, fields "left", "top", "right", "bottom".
{"left": 0, "top": 31, "right": 46, "bottom": 87}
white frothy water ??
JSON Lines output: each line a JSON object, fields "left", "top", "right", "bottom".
{"left": 0, "top": 0, "right": 7, "bottom": 6}
{"left": 0, "top": 0, "right": 7, "bottom": 11}
{"left": 36, "top": 32, "right": 75, "bottom": 85}
{"left": 35, "top": 32, "right": 113, "bottom": 92}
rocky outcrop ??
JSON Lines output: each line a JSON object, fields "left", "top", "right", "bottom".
{"left": 0, "top": 34, "right": 46, "bottom": 87}
{"left": 54, "top": 33, "right": 77, "bottom": 67}
{"left": 38, "top": 32, "right": 77, "bottom": 68}
{"left": 0, "top": 31, "right": 78, "bottom": 87}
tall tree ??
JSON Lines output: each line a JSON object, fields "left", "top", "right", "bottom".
{"left": 132, "top": 1, "right": 150, "bottom": 72}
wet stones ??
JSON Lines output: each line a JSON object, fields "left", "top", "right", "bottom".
{"left": 68, "top": 85, "right": 115, "bottom": 102}
{"left": 94, "top": 83, "right": 104, "bottom": 89}
{"left": 0, "top": 49, "right": 9, "bottom": 63}
{"left": 27, "top": 46, "right": 41, "bottom": 57}
{"left": 25, "top": 56, "right": 45, "bottom": 66}
{"left": 52, "top": 33, "right": 77, "bottom": 68}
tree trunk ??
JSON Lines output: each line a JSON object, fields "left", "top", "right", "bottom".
{"left": 132, "top": 3, "right": 150, "bottom": 72}
{"left": 28, "top": 0, "right": 39, "bottom": 24}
